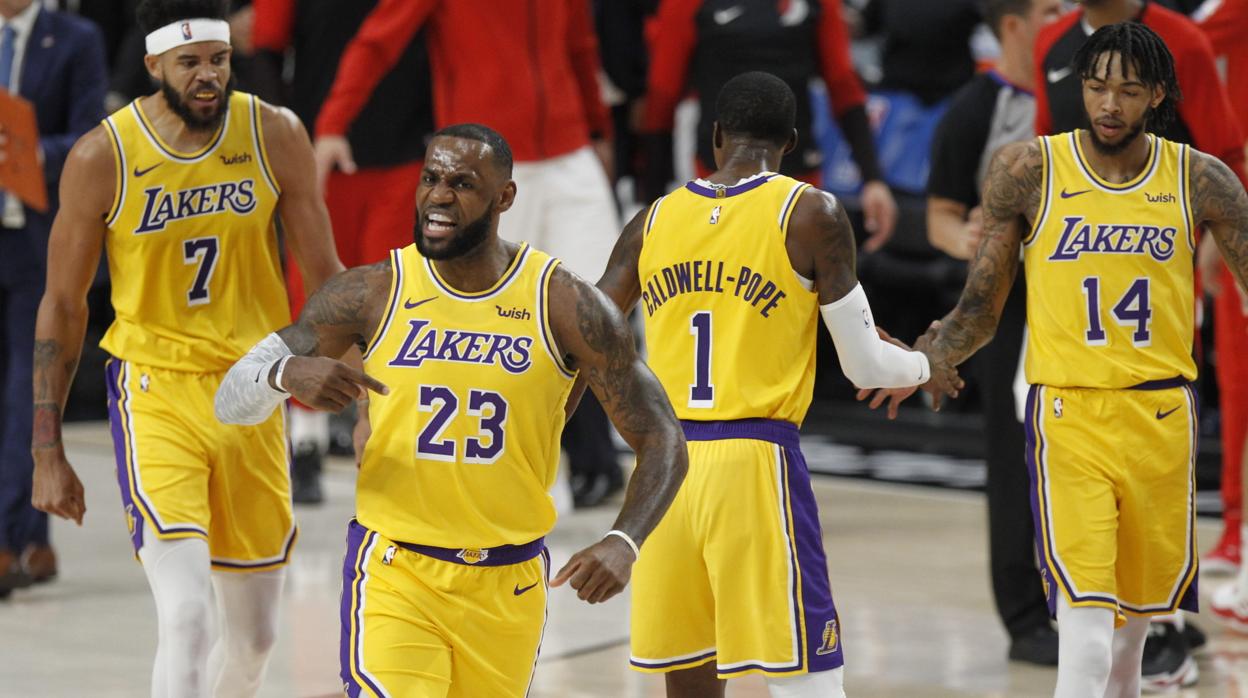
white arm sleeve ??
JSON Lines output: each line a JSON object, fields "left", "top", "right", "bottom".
{"left": 821, "top": 284, "right": 931, "bottom": 389}
{"left": 214, "top": 333, "right": 293, "bottom": 425}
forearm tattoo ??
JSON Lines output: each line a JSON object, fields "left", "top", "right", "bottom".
{"left": 32, "top": 338, "right": 78, "bottom": 450}
{"left": 1191, "top": 151, "right": 1248, "bottom": 294}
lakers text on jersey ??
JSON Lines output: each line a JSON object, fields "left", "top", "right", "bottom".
{"left": 98, "top": 93, "right": 295, "bottom": 568}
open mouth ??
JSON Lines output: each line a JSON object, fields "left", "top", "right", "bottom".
{"left": 191, "top": 89, "right": 220, "bottom": 107}
{"left": 423, "top": 211, "right": 457, "bottom": 240}
{"left": 1095, "top": 120, "right": 1124, "bottom": 138}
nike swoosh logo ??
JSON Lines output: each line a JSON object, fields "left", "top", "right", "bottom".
{"left": 513, "top": 582, "right": 539, "bottom": 596}
{"left": 1047, "top": 66, "right": 1074, "bottom": 83}
{"left": 1059, "top": 189, "right": 1091, "bottom": 199}
{"left": 133, "top": 163, "right": 162, "bottom": 177}
{"left": 1156, "top": 406, "right": 1181, "bottom": 420}
{"left": 404, "top": 296, "right": 437, "bottom": 310}
{"left": 713, "top": 5, "right": 744, "bottom": 24}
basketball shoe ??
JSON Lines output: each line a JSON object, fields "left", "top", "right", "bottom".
{"left": 1212, "top": 582, "right": 1248, "bottom": 634}
{"left": 1202, "top": 525, "right": 1241, "bottom": 575}
{"left": 1141, "top": 621, "right": 1198, "bottom": 692}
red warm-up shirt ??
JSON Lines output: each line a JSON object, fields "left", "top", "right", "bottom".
{"left": 1195, "top": 0, "right": 1248, "bottom": 136}
{"left": 1033, "top": 2, "right": 1245, "bottom": 183}
{"left": 642, "top": 0, "right": 866, "bottom": 132}
{"left": 314, "top": 0, "right": 611, "bottom": 163}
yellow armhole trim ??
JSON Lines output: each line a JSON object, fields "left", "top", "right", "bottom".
{"left": 1022, "top": 138, "right": 1050, "bottom": 246}
{"left": 643, "top": 196, "right": 664, "bottom": 237}
{"left": 779, "top": 182, "right": 811, "bottom": 236}
{"left": 251, "top": 96, "right": 282, "bottom": 196}
{"left": 103, "top": 118, "right": 125, "bottom": 227}
{"left": 362, "top": 249, "right": 403, "bottom": 361}
{"left": 539, "top": 258, "right": 576, "bottom": 379}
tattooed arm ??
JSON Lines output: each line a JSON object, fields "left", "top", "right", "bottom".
{"left": 596, "top": 207, "right": 647, "bottom": 312}
{"left": 31, "top": 127, "right": 115, "bottom": 525}
{"left": 923, "top": 141, "right": 1038, "bottom": 392}
{"left": 1190, "top": 150, "right": 1248, "bottom": 297}
{"left": 216, "top": 261, "right": 391, "bottom": 427}
{"left": 547, "top": 266, "right": 688, "bottom": 604}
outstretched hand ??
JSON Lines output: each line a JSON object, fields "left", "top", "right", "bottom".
{"left": 855, "top": 322, "right": 963, "bottom": 418}
{"left": 550, "top": 535, "right": 636, "bottom": 604}
{"left": 280, "top": 356, "right": 389, "bottom": 412}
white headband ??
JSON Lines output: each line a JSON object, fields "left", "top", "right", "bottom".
{"left": 145, "top": 18, "right": 231, "bottom": 56}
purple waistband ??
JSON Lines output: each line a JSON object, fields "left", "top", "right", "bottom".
{"left": 680, "top": 418, "right": 801, "bottom": 449}
{"left": 1128, "top": 376, "right": 1191, "bottom": 391}
{"left": 396, "top": 537, "right": 546, "bottom": 567}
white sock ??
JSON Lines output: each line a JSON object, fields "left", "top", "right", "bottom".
{"left": 139, "top": 528, "right": 216, "bottom": 698}
{"left": 208, "top": 568, "right": 286, "bottom": 697}
{"left": 1238, "top": 524, "right": 1248, "bottom": 592}
{"left": 289, "top": 404, "right": 329, "bottom": 453}
{"left": 767, "top": 668, "right": 846, "bottom": 698}
{"left": 1105, "top": 614, "right": 1150, "bottom": 698}
{"left": 1054, "top": 596, "right": 1114, "bottom": 698}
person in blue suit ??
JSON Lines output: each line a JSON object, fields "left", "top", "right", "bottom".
{"left": 0, "top": 0, "right": 106, "bottom": 597}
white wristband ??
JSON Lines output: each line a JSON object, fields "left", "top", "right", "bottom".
{"left": 604, "top": 530, "right": 640, "bottom": 559}
{"left": 273, "top": 355, "right": 293, "bottom": 394}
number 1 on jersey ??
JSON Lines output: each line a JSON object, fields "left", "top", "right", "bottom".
{"left": 689, "top": 311, "right": 714, "bottom": 408}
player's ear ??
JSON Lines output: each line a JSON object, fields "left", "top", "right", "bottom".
{"left": 143, "top": 53, "right": 162, "bottom": 82}
{"left": 712, "top": 122, "right": 723, "bottom": 150}
{"left": 783, "top": 128, "right": 798, "bottom": 156}
{"left": 1150, "top": 84, "right": 1165, "bottom": 110}
{"left": 496, "top": 179, "right": 517, "bottom": 214}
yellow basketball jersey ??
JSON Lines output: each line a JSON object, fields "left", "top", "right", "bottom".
{"left": 99, "top": 92, "right": 288, "bottom": 372}
{"left": 1023, "top": 131, "right": 1196, "bottom": 388}
{"left": 639, "top": 173, "right": 819, "bottom": 425}
{"left": 358, "top": 243, "right": 575, "bottom": 548}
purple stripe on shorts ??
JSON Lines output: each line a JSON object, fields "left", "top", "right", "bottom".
{"left": 680, "top": 418, "right": 800, "bottom": 450}
{"left": 1024, "top": 385, "right": 1062, "bottom": 618}
{"left": 782, "top": 447, "right": 844, "bottom": 673}
{"left": 630, "top": 649, "right": 718, "bottom": 671}
{"left": 1177, "top": 385, "right": 1200, "bottom": 613}
{"left": 340, "top": 520, "right": 386, "bottom": 698}
{"left": 106, "top": 359, "right": 144, "bottom": 553}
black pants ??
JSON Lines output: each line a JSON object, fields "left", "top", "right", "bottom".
{"left": 979, "top": 274, "right": 1049, "bottom": 638}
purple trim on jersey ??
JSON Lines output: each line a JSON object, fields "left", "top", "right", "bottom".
{"left": 424, "top": 243, "right": 530, "bottom": 301}
{"left": 340, "top": 521, "right": 387, "bottom": 698}
{"left": 630, "top": 649, "right": 718, "bottom": 671}
{"left": 106, "top": 359, "right": 144, "bottom": 553}
{"left": 680, "top": 418, "right": 800, "bottom": 450}
{"left": 1071, "top": 131, "right": 1160, "bottom": 192}
{"left": 684, "top": 173, "right": 776, "bottom": 199}
{"left": 210, "top": 527, "right": 298, "bottom": 570}
{"left": 781, "top": 447, "right": 844, "bottom": 673}
{"left": 1128, "top": 376, "right": 1191, "bottom": 391}
{"left": 362, "top": 248, "right": 404, "bottom": 362}
{"left": 1177, "top": 384, "right": 1200, "bottom": 612}
{"left": 395, "top": 536, "right": 546, "bottom": 567}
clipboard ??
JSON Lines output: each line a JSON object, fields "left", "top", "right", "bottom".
{"left": 0, "top": 88, "right": 47, "bottom": 212}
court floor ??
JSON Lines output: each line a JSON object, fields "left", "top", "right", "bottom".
{"left": 3, "top": 422, "right": 1247, "bottom": 697}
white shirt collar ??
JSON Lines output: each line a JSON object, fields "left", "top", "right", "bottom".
{"left": 1, "top": 2, "right": 42, "bottom": 41}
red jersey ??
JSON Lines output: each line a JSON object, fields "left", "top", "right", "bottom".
{"left": 1195, "top": 0, "right": 1248, "bottom": 135}
{"left": 314, "top": 0, "right": 611, "bottom": 163}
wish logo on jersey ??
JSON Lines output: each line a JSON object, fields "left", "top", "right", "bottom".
{"left": 387, "top": 318, "right": 533, "bottom": 374}
{"left": 134, "top": 179, "right": 258, "bottom": 234}
{"left": 1047, "top": 215, "right": 1177, "bottom": 262}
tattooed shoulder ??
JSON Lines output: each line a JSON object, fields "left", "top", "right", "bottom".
{"left": 280, "top": 258, "right": 393, "bottom": 356}
{"left": 982, "top": 140, "right": 1044, "bottom": 226}
{"left": 1190, "top": 150, "right": 1248, "bottom": 226}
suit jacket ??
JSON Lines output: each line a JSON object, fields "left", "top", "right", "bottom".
{"left": 3, "top": 7, "right": 106, "bottom": 275}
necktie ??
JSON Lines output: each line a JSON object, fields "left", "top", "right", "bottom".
{"left": 0, "top": 25, "right": 15, "bottom": 213}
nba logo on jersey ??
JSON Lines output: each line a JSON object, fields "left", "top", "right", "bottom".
{"left": 457, "top": 548, "right": 489, "bottom": 565}
{"left": 180, "top": 22, "right": 192, "bottom": 39}
{"left": 1053, "top": 397, "right": 1064, "bottom": 419}
{"left": 382, "top": 546, "right": 397, "bottom": 566}
{"left": 125, "top": 503, "right": 137, "bottom": 536}
{"left": 815, "top": 619, "right": 840, "bottom": 655}
{"left": 709, "top": 206, "right": 722, "bottom": 225}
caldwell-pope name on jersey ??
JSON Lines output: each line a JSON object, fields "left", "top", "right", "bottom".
{"left": 643, "top": 259, "right": 788, "bottom": 318}
{"left": 1047, "top": 215, "right": 1178, "bottom": 262}
{"left": 135, "top": 179, "right": 258, "bottom": 234}
{"left": 387, "top": 318, "right": 533, "bottom": 373}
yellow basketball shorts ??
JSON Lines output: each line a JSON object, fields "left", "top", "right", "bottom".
{"left": 1026, "top": 382, "right": 1199, "bottom": 622}
{"left": 630, "top": 419, "right": 842, "bottom": 679}
{"left": 339, "top": 519, "right": 550, "bottom": 698}
{"left": 105, "top": 358, "right": 296, "bottom": 571}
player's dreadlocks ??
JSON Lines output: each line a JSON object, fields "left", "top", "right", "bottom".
{"left": 1072, "top": 21, "right": 1182, "bottom": 132}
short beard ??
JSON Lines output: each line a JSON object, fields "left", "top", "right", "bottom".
{"left": 160, "top": 77, "right": 233, "bottom": 132}
{"left": 1088, "top": 115, "right": 1147, "bottom": 156}
{"left": 414, "top": 206, "right": 494, "bottom": 260}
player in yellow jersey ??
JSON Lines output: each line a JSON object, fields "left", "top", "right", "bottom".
{"left": 595, "top": 72, "right": 961, "bottom": 698}
{"left": 216, "top": 123, "right": 688, "bottom": 697}
{"left": 28, "top": 1, "right": 345, "bottom": 695}
{"left": 863, "top": 22, "right": 1248, "bottom": 698}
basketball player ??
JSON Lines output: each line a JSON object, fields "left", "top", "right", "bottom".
{"left": 29, "top": 1, "right": 345, "bottom": 695}
{"left": 865, "top": 23, "right": 1248, "bottom": 697}
{"left": 594, "top": 71, "right": 961, "bottom": 698}
{"left": 216, "top": 123, "right": 688, "bottom": 697}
